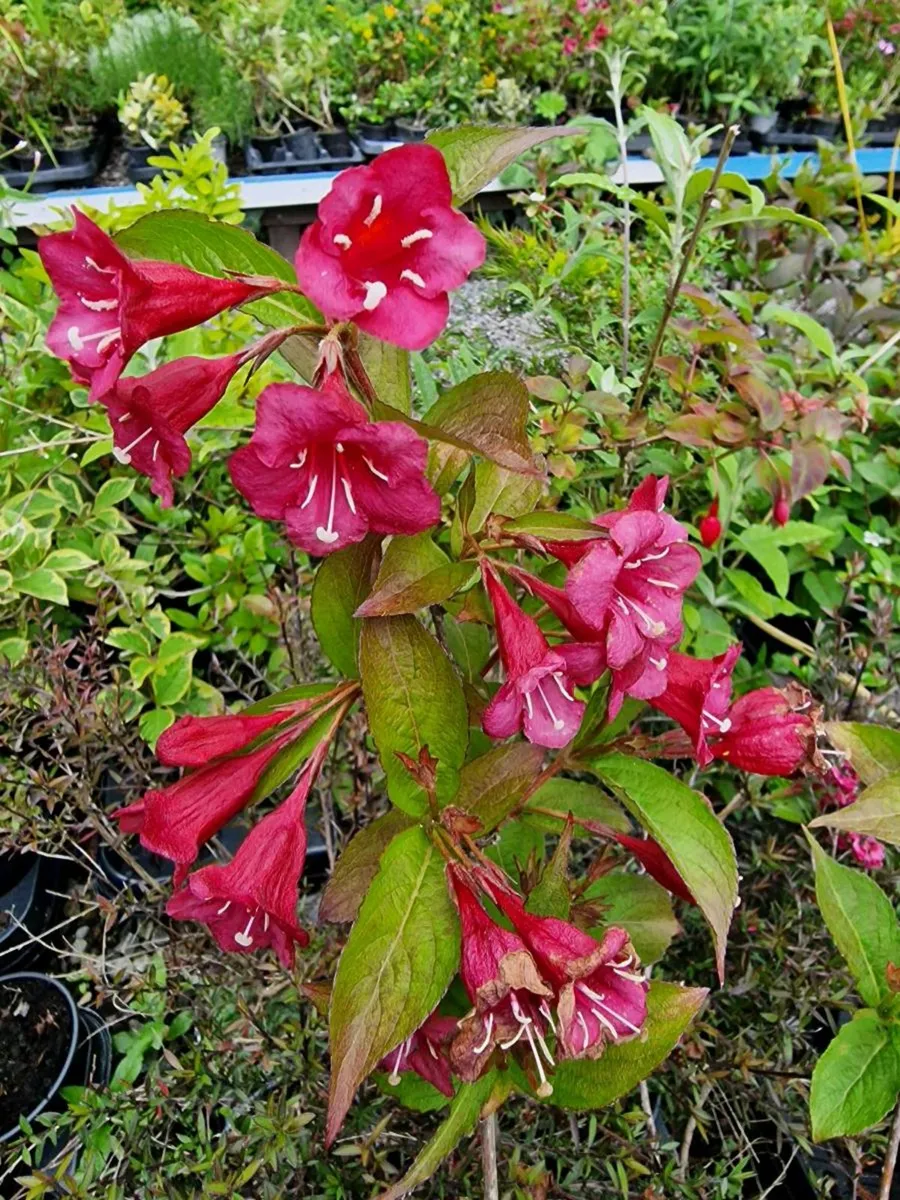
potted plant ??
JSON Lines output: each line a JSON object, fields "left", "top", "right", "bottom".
{"left": 118, "top": 74, "right": 190, "bottom": 179}
{"left": 344, "top": 92, "right": 395, "bottom": 143}
{"left": 0, "top": 851, "right": 63, "bottom": 973}
{"left": 0, "top": 972, "right": 112, "bottom": 1147}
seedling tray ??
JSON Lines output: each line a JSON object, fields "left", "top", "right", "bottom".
{"left": 244, "top": 138, "right": 364, "bottom": 176}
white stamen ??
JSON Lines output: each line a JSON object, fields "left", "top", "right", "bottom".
{"left": 364, "top": 193, "right": 383, "bottom": 225}
{"left": 591, "top": 994, "right": 642, "bottom": 1035}
{"left": 702, "top": 710, "right": 732, "bottom": 732}
{"left": 152, "top": 441, "right": 159, "bottom": 462}
{"left": 316, "top": 529, "right": 340, "bottom": 544}
{"left": 300, "top": 474, "right": 318, "bottom": 509}
{"left": 578, "top": 983, "right": 607, "bottom": 1003}
{"left": 642, "top": 547, "right": 670, "bottom": 562}
{"left": 614, "top": 969, "right": 647, "bottom": 983}
{"left": 118, "top": 413, "right": 131, "bottom": 424}
{"left": 96, "top": 329, "right": 121, "bottom": 354}
{"left": 113, "top": 426, "right": 152, "bottom": 464}
{"left": 426, "top": 1039, "right": 438, "bottom": 1060}
{"left": 524, "top": 1019, "right": 551, "bottom": 1091}
{"left": 400, "top": 228, "right": 433, "bottom": 247}
{"left": 363, "top": 456, "right": 389, "bottom": 482}
{"left": 533, "top": 1024, "right": 555, "bottom": 1067}
{"left": 510, "top": 993, "right": 530, "bottom": 1024}
{"left": 335, "top": 443, "right": 344, "bottom": 453}
{"left": 80, "top": 295, "right": 118, "bottom": 312}
{"left": 499, "top": 1025, "right": 527, "bottom": 1050}
{"left": 216, "top": 901, "right": 231, "bottom": 915}
{"left": 613, "top": 955, "right": 634, "bottom": 970}
{"left": 67, "top": 327, "right": 84, "bottom": 351}
{"left": 576, "top": 1011, "right": 591, "bottom": 1052}
{"left": 553, "top": 672, "right": 575, "bottom": 702}
{"left": 400, "top": 269, "right": 426, "bottom": 289}
{"left": 289, "top": 449, "right": 308, "bottom": 470}
{"left": 333, "top": 233, "right": 352, "bottom": 249}
{"left": 524, "top": 692, "right": 534, "bottom": 719}
{"left": 590, "top": 1006, "right": 619, "bottom": 1038}
{"left": 472, "top": 1012, "right": 495, "bottom": 1055}
{"left": 539, "top": 1000, "right": 556, "bottom": 1034}
{"left": 362, "top": 280, "right": 387, "bottom": 311}
{"left": 315, "top": 446, "right": 342, "bottom": 545}
{"left": 234, "top": 915, "right": 255, "bottom": 947}
{"left": 388, "top": 1042, "right": 406, "bottom": 1085}
{"left": 341, "top": 476, "right": 357, "bottom": 514}
{"left": 649, "top": 656, "right": 667, "bottom": 670}
{"left": 646, "top": 577, "right": 678, "bottom": 590}
{"left": 536, "top": 682, "right": 565, "bottom": 731}
{"left": 85, "top": 256, "right": 115, "bottom": 274}
{"left": 263, "top": 913, "right": 270, "bottom": 932}
{"left": 622, "top": 594, "right": 666, "bottom": 637}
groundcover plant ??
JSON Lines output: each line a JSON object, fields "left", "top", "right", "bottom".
{"left": 30, "top": 127, "right": 899, "bottom": 1195}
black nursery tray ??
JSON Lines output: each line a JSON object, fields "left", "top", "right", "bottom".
{"left": 749, "top": 118, "right": 841, "bottom": 152}
{"left": 244, "top": 137, "right": 364, "bottom": 176}
{"left": 1, "top": 135, "right": 108, "bottom": 194}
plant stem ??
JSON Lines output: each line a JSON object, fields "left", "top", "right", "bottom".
{"left": 480, "top": 1113, "right": 499, "bottom": 1200}
{"left": 608, "top": 54, "right": 631, "bottom": 375}
{"left": 632, "top": 125, "right": 739, "bottom": 412}
{"left": 880, "top": 1099, "right": 900, "bottom": 1200}
{"left": 826, "top": 15, "right": 872, "bottom": 263}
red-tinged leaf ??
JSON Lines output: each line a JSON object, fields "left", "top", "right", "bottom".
{"left": 728, "top": 369, "right": 784, "bottom": 432}
{"left": 359, "top": 616, "right": 469, "bottom": 816}
{"left": 327, "top": 826, "right": 460, "bottom": 1145}
{"left": 422, "top": 371, "right": 540, "bottom": 476}
{"left": 319, "top": 809, "right": 415, "bottom": 923}
{"left": 790, "top": 440, "right": 831, "bottom": 500}
{"left": 359, "top": 334, "right": 411, "bottom": 415}
{"left": 825, "top": 722, "right": 900, "bottom": 786}
{"left": 428, "top": 124, "right": 582, "bottom": 204}
{"left": 355, "top": 533, "right": 477, "bottom": 618}
{"left": 454, "top": 742, "right": 546, "bottom": 832}
{"left": 311, "top": 537, "right": 381, "bottom": 678}
{"left": 502, "top": 511, "right": 602, "bottom": 541}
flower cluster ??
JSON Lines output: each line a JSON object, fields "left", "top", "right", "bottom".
{"left": 818, "top": 763, "right": 885, "bottom": 869}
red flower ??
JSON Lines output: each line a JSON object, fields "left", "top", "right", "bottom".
{"left": 229, "top": 374, "right": 440, "bottom": 553}
{"left": 711, "top": 684, "right": 819, "bottom": 776}
{"left": 102, "top": 352, "right": 246, "bottom": 507}
{"left": 448, "top": 866, "right": 556, "bottom": 1094}
{"left": 842, "top": 833, "right": 885, "bottom": 870}
{"left": 772, "top": 485, "right": 790, "bottom": 527}
{"left": 39, "top": 210, "right": 285, "bottom": 399}
{"left": 650, "top": 645, "right": 741, "bottom": 767}
{"left": 564, "top": 481, "right": 700, "bottom": 717}
{"left": 698, "top": 499, "right": 721, "bottom": 548}
{"left": 613, "top": 834, "right": 695, "bottom": 904}
{"left": 294, "top": 144, "right": 486, "bottom": 350}
{"left": 562, "top": 34, "right": 580, "bottom": 54}
{"left": 166, "top": 750, "right": 326, "bottom": 968}
{"left": 482, "top": 873, "right": 648, "bottom": 1060}
{"left": 114, "top": 700, "right": 319, "bottom": 882}
{"left": 156, "top": 700, "right": 322, "bottom": 768}
{"left": 482, "top": 564, "right": 603, "bottom": 749}
{"left": 586, "top": 19, "right": 610, "bottom": 45}
{"left": 380, "top": 1011, "right": 459, "bottom": 1097}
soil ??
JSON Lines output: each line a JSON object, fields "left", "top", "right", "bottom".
{"left": 0, "top": 977, "right": 73, "bottom": 1132}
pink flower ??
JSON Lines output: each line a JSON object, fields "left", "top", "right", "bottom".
{"left": 562, "top": 35, "right": 580, "bottom": 54}
{"left": 114, "top": 698, "right": 320, "bottom": 882}
{"left": 650, "top": 645, "right": 742, "bottom": 767}
{"left": 698, "top": 500, "right": 721, "bottom": 548}
{"left": 576, "top": 0, "right": 591, "bottom": 12}
{"left": 481, "top": 563, "right": 603, "bottom": 749}
{"left": 564, "top": 480, "right": 700, "bottom": 716}
{"left": 586, "top": 20, "right": 610, "bottom": 45}
{"left": 819, "top": 765, "right": 885, "bottom": 870}
{"left": 482, "top": 871, "right": 648, "bottom": 1060}
{"left": 294, "top": 145, "right": 486, "bottom": 350}
{"left": 843, "top": 833, "right": 885, "bottom": 869}
{"left": 39, "top": 210, "right": 285, "bottom": 399}
{"left": 229, "top": 373, "right": 440, "bottom": 554}
{"left": 877, "top": 38, "right": 895, "bottom": 55}
{"left": 448, "top": 866, "right": 555, "bottom": 1093}
{"left": 711, "top": 684, "right": 819, "bottom": 776}
{"left": 166, "top": 749, "right": 327, "bottom": 968}
{"left": 772, "top": 485, "right": 790, "bottom": 527}
{"left": 102, "top": 352, "right": 246, "bottom": 507}
{"left": 381, "top": 1012, "right": 459, "bottom": 1097}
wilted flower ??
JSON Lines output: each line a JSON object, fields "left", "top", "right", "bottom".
{"left": 711, "top": 684, "right": 820, "bottom": 776}
{"left": 380, "top": 1011, "right": 459, "bottom": 1097}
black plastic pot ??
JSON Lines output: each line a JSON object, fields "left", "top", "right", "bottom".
{"left": 0, "top": 852, "right": 61, "bottom": 972}
{"left": 284, "top": 127, "right": 319, "bottom": 161}
{"left": 2, "top": 122, "right": 108, "bottom": 191}
{"left": 320, "top": 126, "right": 354, "bottom": 157}
{"left": 0, "top": 973, "right": 111, "bottom": 1149}
{"left": 865, "top": 111, "right": 900, "bottom": 146}
{"left": 356, "top": 120, "right": 394, "bottom": 141}
{"left": 54, "top": 141, "right": 92, "bottom": 168}
{"left": 393, "top": 119, "right": 428, "bottom": 143}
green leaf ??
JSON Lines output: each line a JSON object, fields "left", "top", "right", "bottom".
{"left": 589, "top": 755, "right": 737, "bottom": 982}
{"left": 376, "top": 1071, "right": 499, "bottom": 1200}
{"left": 524, "top": 777, "right": 630, "bottom": 835}
{"left": 251, "top": 708, "right": 340, "bottom": 801}
{"left": 116, "top": 210, "right": 315, "bottom": 329}
{"left": 0, "top": 636, "right": 28, "bottom": 665}
{"left": 94, "top": 477, "right": 136, "bottom": 511}
{"left": 584, "top": 872, "right": 680, "bottom": 964}
{"left": 310, "top": 537, "right": 380, "bottom": 679}
{"left": 359, "top": 616, "right": 469, "bottom": 816}
{"left": 139, "top": 707, "right": 176, "bottom": 748}
{"left": 760, "top": 303, "right": 839, "bottom": 366}
{"left": 105, "top": 627, "right": 153, "bottom": 657}
{"left": 42, "top": 548, "right": 96, "bottom": 573}
{"left": 547, "top": 981, "right": 708, "bottom": 1110}
{"left": 428, "top": 124, "right": 578, "bottom": 203}
{"left": 502, "top": 511, "right": 602, "bottom": 541}
{"left": 810, "top": 1011, "right": 900, "bottom": 1141}
{"left": 705, "top": 204, "right": 829, "bottom": 238}
{"left": 809, "top": 774, "right": 900, "bottom": 845}
{"left": 825, "top": 722, "right": 900, "bottom": 786}
{"left": 327, "top": 826, "right": 460, "bottom": 1144}
{"left": 157, "top": 632, "right": 205, "bottom": 665}
{"left": 526, "top": 819, "right": 572, "bottom": 919}
{"left": 358, "top": 334, "right": 411, "bottom": 415}
{"left": 152, "top": 654, "right": 194, "bottom": 706}
{"left": 13, "top": 567, "right": 68, "bottom": 607}
{"left": 319, "top": 809, "right": 415, "bottom": 924}
{"left": 454, "top": 742, "right": 545, "bottom": 833}
{"left": 422, "top": 371, "right": 539, "bottom": 476}
{"left": 376, "top": 1069, "right": 450, "bottom": 1114}
{"left": 468, "top": 462, "right": 544, "bottom": 535}
{"left": 806, "top": 835, "right": 900, "bottom": 1008}
{"left": 356, "top": 533, "right": 477, "bottom": 618}
{"left": 81, "top": 438, "right": 112, "bottom": 467}
{"left": 735, "top": 527, "right": 790, "bottom": 597}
